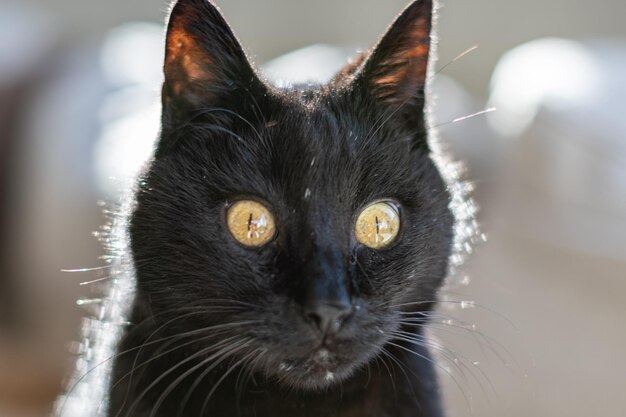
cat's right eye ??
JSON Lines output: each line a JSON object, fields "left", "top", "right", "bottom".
{"left": 226, "top": 200, "right": 276, "bottom": 247}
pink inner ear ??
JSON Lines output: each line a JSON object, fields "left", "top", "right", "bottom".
{"left": 374, "top": 44, "right": 428, "bottom": 86}
{"left": 165, "top": 26, "right": 213, "bottom": 96}
{"left": 371, "top": 14, "right": 431, "bottom": 104}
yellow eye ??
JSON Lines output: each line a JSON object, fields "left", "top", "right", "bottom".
{"left": 355, "top": 201, "right": 400, "bottom": 249}
{"left": 226, "top": 200, "right": 276, "bottom": 247}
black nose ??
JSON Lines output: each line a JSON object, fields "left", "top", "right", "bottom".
{"left": 305, "top": 302, "right": 353, "bottom": 336}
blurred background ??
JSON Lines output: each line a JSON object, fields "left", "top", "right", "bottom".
{"left": 1, "top": 0, "right": 625, "bottom": 416}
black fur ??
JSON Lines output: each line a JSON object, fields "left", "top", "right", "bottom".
{"left": 108, "top": 1, "right": 454, "bottom": 416}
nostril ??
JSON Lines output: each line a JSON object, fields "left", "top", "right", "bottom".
{"left": 305, "top": 303, "right": 353, "bottom": 335}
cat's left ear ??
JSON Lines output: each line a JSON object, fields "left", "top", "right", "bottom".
{"left": 352, "top": 0, "right": 433, "bottom": 124}
{"left": 163, "top": 0, "right": 260, "bottom": 110}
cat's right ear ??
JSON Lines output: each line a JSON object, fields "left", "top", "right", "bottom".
{"left": 162, "top": 0, "right": 260, "bottom": 112}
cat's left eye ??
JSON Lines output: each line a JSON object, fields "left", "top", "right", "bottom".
{"left": 355, "top": 201, "right": 401, "bottom": 249}
{"left": 226, "top": 200, "right": 276, "bottom": 247}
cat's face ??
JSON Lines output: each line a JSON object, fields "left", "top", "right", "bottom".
{"left": 129, "top": 0, "right": 452, "bottom": 391}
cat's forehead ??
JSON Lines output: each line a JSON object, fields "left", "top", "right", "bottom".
{"left": 167, "top": 88, "right": 423, "bottom": 208}
{"left": 262, "top": 90, "right": 405, "bottom": 157}
{"left": 209, "top": 93, "right": 421, "bottom": 204}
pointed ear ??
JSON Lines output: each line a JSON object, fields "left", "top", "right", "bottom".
{"left": 163, "top": 0, "right": 259, "bottom": 109}
{"left": 354, "top": 0, "right": 433, "bottom": 114}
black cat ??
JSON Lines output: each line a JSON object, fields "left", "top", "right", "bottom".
{"left": 58, "top": 0, "right": 467, "bottom": 416}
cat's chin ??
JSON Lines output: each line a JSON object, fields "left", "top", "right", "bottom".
{"left": 271, "top": 346, "right": 362, "bottom": 391}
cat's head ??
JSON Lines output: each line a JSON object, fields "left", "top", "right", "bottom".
{"left": 130, "top": 0, "right": 453, "bottom": 390}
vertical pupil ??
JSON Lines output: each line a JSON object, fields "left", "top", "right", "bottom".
{"left": 375, "top": 215, "right": 380, "bottom": 235}
{"left": 247, "top": 212, "right": 253, "bottom": 232}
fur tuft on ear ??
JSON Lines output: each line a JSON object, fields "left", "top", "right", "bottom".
{"left": 355, "top": 0, "right": 433, "bottom": 111}
{"left": 163, "top": 0, "right": 258, "bottom": 108}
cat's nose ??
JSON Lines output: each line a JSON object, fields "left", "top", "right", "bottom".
{"left": 305, "top": 301, "right": 353, "bottom": 336}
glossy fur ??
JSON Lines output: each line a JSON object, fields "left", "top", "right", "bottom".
{"left": 108, "top": 0, "right": 454, "bottom": 416}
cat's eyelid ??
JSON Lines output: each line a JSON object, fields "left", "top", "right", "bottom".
{"left": 224, "top": 195, "right": 275, "bottom": 210}
{"left": 354, "top": 198, "right": 401, "bottom": 217}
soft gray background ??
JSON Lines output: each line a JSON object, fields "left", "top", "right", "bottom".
{"left": 1, "top": 1, "right": 625, "bottom": 416}
{"left": 18, "top": 0, "right": 626, "bottom": 99}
